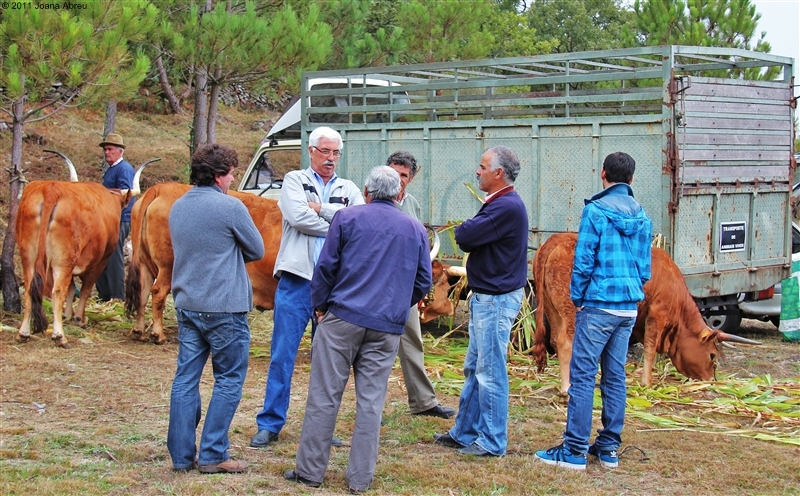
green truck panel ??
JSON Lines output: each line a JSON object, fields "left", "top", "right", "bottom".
{"left": 296, "top": 46, "right": 795, "bottom": 300}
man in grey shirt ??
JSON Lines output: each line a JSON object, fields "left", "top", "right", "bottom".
{"left": 387, "top": 151, "right": 455, "bottom": 420}
{"left": 167, "top": 144, "right": 264, "bottom": 474}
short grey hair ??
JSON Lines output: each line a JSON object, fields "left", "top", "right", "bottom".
{"left": 364, "top": 166, "right": 401, "bottom": 201}
{"left": 308, "top": 126, "right": 343, "bottom": 149}
{"left": 486, "top": 146, "right": 520, "bottom": 184}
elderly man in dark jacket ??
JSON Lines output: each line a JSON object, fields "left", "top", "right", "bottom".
{"left": 284, "top": 166, "right": 432, "bottom": 494}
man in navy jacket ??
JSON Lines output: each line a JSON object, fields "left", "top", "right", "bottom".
{"left": 433, "top": 146, "right": 529, "bottom": 457}
{"left": 96, "top": 133, "right": 136, "bottom": 301}
{"left": 284, "top": 166, "right": 432, "bottom": 494}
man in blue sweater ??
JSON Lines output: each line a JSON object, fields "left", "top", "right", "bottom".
{"left": 284, "top": 166, "right": 432, "bottom": 493}
{"left": 167, "top": 144, "right": 265, "bottom": 474}
{"left": 433, "top": 146, "right": 529, "bottom": 457}
{"left": 96, "top": 133, "right": 136, "bottom": 301}
{"left": 535, "top": 151, "right": 652, "bottom": 470}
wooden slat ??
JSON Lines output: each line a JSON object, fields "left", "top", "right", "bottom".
{"left": 679, "top": 133, "right": 791, "bottom": 146}
{"left": 680, "top": 165, "right": 789, "bottom": 180}
{"left": 683, "top": 82, "right": 790, "bottom": 101}
{"left": 682, "top": 99, "right": 788, "bottom": 116}
{"left": 682, "top": 149, "right": 790, "bottom": 161}
{"left": 684, "top": 117, "right": 792, "bottom": 131}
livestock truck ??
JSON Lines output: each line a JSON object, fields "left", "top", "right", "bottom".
{"left": 239, "top": 45, "right": 797, "bottom": 333}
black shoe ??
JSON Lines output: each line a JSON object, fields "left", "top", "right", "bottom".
{"left": 332, "top": 436, "right": 343, "bottom": 447}
{"left": 414, "top": 404, "right": 456, "bottom": 419}
{"left": 284, "top": 469, "right": 321, "bottom": 488}
{"left": 172, "top": 460, "right": 198, "bottom": 472}
{"left": 250, "top": 430, "right": 279, "bottom": 448}
{"left": 433, "top": 432, "right": 464, "bottom": 449}
{"left": 458, "top": 443, "right": 497, "bottom": 457}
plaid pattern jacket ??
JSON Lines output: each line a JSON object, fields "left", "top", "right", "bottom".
{"left": 570, "top": 183, "right": 652, "bottom": 310}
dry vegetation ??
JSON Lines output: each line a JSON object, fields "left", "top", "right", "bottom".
{"left": 1, "top": 106, "right": 799, "bottom": 495}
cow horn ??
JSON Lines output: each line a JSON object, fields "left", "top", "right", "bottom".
{"left": 429, "top": 226, "right": 440, "bottom": 261}
{"left": 717, "top": 331, "right": 762, "bottom": 345}
{"left": 445, "top": 265, "right": 467, "bottom": 278}
{"left": 44, "top": 149, "right": 78, "bottom": 182}
{"left": 129, "top": 158, "right": 160, "bottom": 197}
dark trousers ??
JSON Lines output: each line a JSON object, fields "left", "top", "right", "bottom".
{"left": 96, "top": 221, "right": 130, "bottom": 301}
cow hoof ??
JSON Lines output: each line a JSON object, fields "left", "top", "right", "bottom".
{"left": 16, "top": 334, "right": 30, "bottom": 343}
{"left": 53, "top": 336, "right": 70, "bottom": 348}
{"left": 131, "top": 331, "right": 148, "bottom": 342}
{"left": 151, "top": 335, "right": 167, "bottom": 345}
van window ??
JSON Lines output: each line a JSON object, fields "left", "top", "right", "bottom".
{"left": 308, "top": 83, "right": 410, "bottom": 125}
{"left": 241, "top": 148, "right": 301, "bottom": 190}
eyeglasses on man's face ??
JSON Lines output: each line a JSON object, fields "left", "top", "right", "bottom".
{"left": 313, "top": 146, "right": 343, "bottom": 158}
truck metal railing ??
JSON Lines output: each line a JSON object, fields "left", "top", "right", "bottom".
{"left": 302, "top": 46, "right": 793, "bottom": 125}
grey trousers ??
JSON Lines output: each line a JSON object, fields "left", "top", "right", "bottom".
{"left": 295, "top": 313, "right": 400, "bottom": 491}
{"left": 398, "top": 306, "right": 438, "bottom": 413}
{"left": 96, "top": 221, "right": 130, "bottom": 301}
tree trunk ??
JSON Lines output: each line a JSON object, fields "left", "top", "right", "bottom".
{"left": 1, "top": 96, "right": 25, "bottom": 313}
{"left": 104, "top": 99, "right": 117, "bottom": 136}
{"left": 156, "top": 54, "right": 183, "bottom": 115}
{"left": 207, "top": 79, "right": 222, "bottom": 145}
{"left": 179, "top": 69, "right": 194, "bottom": 102}
{"left": 191, "top": 67, "right": 209, "bottom": 155}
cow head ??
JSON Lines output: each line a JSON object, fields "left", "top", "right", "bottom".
{"left": 419, "top": 260, "right": 466, "bottom": 324}
{"left": 669, "top": 328, "right": 761, "bottom": 381}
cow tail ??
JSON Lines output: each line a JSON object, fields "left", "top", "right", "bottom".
{"left": 125, "top": 262, "right": 140, "bottom": 319}
{"left": 32, "top": 190, "right": 58, "bottom": 333}
{"left": 30, "top": 272, "right": 47, "bottom": 333}
{"left": 532, "top": 258, "right": 548, "bottom": 372}
{"left": 124, "top": 194, "right": 147, "bottom": 320}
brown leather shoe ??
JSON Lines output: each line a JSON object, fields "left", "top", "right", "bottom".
{"left": 198, "top": 458, "right": 248, "bottom": 474}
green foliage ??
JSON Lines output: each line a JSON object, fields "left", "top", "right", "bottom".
{"left": 0, "top": 0, "right": 154, "bottom": 108}
{"left": 396, "top": 0, "right": 496, "bottom": 63}
{"left": 318, "top": 0, "right": 405, "bottom": 68}
{"left": 171, "top": 1, "right": 331, "bottom": 93}
{"left": 485, "top": 8, "right": 557, "bottom": 58}
{"left": 527, "top": 0, "right": 635, "bottom": 53}
{"left": 628, "top": 0, "right": 780, "bottom": 79}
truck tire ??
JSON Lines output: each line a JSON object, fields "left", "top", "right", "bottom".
{"left": 769, "top": 316, "right": 780, "bottom": 329}
{"left": 702, "top": 305, "right": 742, "bottom": 333}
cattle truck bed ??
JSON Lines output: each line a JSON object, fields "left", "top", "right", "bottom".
{"left": 296, "top": 46, "right": 795, "bottom": 307}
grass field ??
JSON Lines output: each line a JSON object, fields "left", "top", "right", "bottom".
{"left": 1, "top": 105, "right": 799, "bottom": 495}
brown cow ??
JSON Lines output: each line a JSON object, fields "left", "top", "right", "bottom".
{"left": 16, "top": 180, "right": 135, "bottom": 348}
{"left": 533, "top": 232, "right": 759, "bottom": 393}
{"left": 125, "top": 184, "right": 282, "bottom": 344}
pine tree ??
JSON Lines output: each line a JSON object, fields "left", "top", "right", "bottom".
{"left": 0, "top": 0, "right": 155, "bottom": 312}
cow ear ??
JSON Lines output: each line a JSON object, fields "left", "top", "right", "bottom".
{"left": 699, "top": 328, "right": 717, "bottom": 343}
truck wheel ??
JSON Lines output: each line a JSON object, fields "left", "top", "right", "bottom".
{"left": 703, "top": 305, "right": 742, "bottom": 333}
{"left": 769, "top": 316, "right": 780, "bottom": 329}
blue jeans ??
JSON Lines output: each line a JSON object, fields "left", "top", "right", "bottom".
{"left": 167, "top": 309, "right": 250, "bottom": 469}
{"left": 564, "top": 307, "right": 634, "bottom": 454}
{"left": 255, "top": 272, "right": 314, "bottom": 434}
{"left": 449, "top": 289, "right": 523, "bottom": 456}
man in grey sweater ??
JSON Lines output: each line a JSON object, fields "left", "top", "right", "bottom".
{"left": 167, "top": 144, "right": 265, "bottom": 474}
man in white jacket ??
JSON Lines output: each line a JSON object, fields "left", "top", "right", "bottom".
{"left": 251, "top": 126, "right": 364, "bottom": 448}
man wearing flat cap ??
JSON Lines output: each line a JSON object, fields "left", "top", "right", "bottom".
{"left": 96, "top": 133, "right": 136, "bottom": 302}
